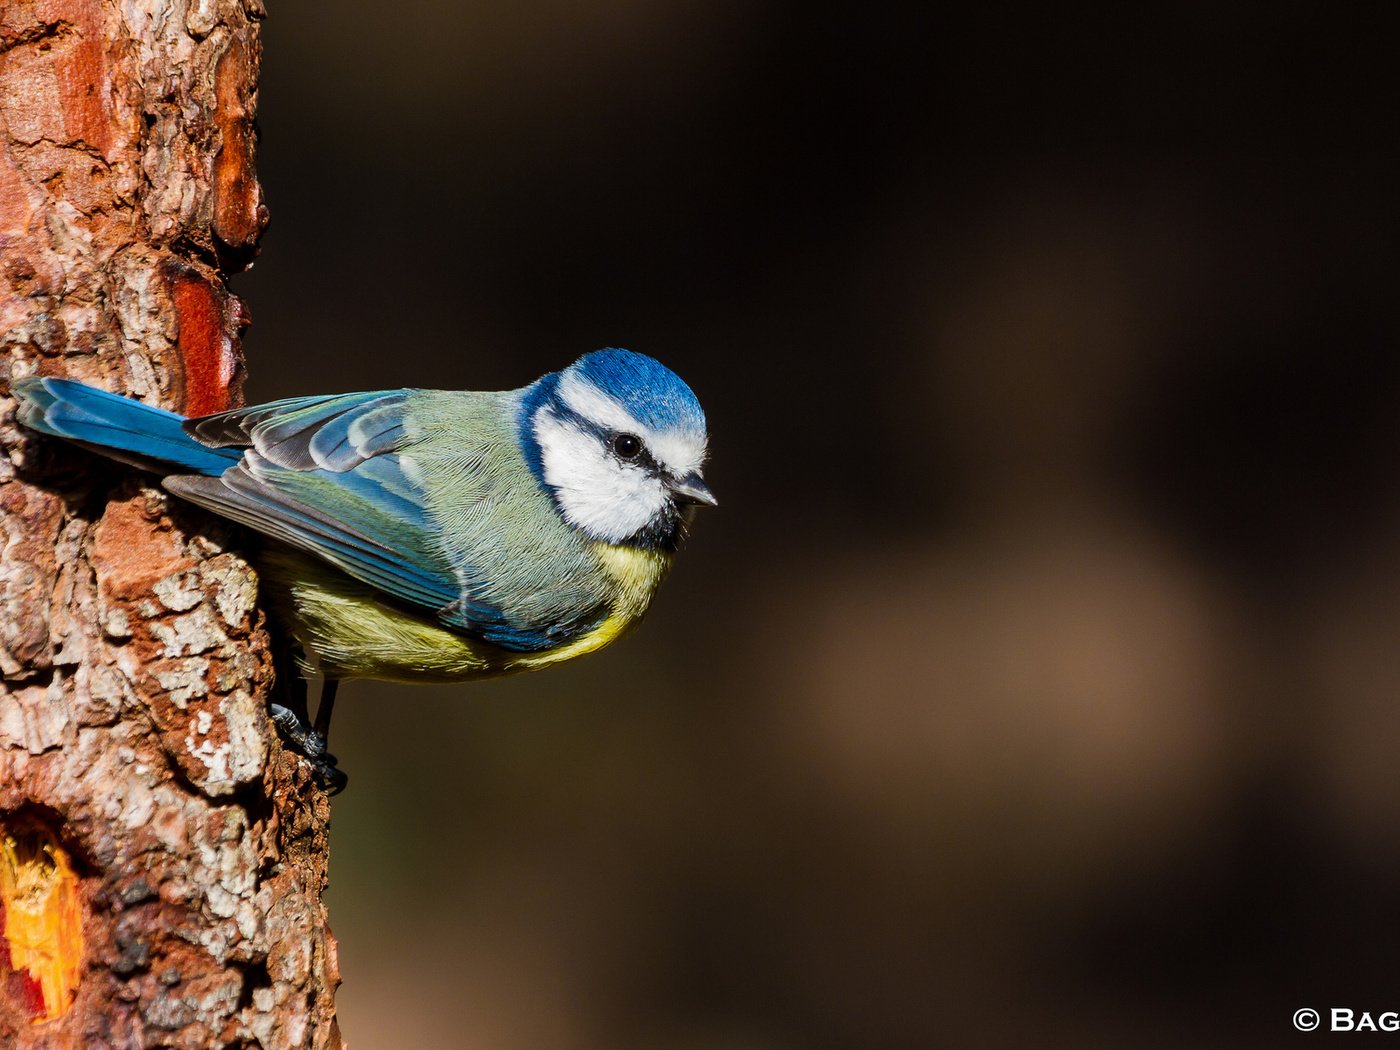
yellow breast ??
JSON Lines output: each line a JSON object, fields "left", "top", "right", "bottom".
{"left": 257, "top": 542, "right": 673, "bottom": 684}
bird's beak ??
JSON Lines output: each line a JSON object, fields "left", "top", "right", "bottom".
{"left": 670, "top": 472, "right": 718, "bottom": 507}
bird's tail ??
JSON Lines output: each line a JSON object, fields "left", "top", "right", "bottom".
{"left": 11, "top": 376, "right": 241, "bottom": 476}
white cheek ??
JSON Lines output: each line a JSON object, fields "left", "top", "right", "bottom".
{"left": 535, "top": 413, "right": 667, "bottom": 542}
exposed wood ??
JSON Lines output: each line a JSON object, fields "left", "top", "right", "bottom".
{"left": 0, "top": 2, "right": 341, "bottom": 1046}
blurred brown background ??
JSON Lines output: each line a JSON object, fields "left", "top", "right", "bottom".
{"left": 239, "top": 4, "right": 1400, "bottom": 1047}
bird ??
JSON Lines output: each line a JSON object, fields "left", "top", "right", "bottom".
{"left": 11, "top": 349, "right": 715, "bottom": 790}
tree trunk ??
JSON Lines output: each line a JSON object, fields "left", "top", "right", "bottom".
{"left": 0, "top": 3, "right": 340, "bottom": 1047}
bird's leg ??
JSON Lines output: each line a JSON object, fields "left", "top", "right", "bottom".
{"left": 313, "top": 678, "right": 338, "bottom": 745}
{"left": 268, "top": 631, "right": 320, "bottom": 754}
{"left": 268, "top": 635, "right": 347, "bottom": 794}
{"left": 270, "top": 633, "right": 312, "bottom": 733}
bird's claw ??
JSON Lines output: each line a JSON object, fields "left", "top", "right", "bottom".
{"left": 270, "top": 702, "right": 348, "bottom": 794}
{"left": 315, "top": 762, "right": 349, "bottom": 796}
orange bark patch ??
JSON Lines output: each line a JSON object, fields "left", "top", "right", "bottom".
{"left": 39, "top": 0, "right": 115, "bottom": 158}
{"left": 170, "top": 267, "right": 237, "bottom": 416}
{"left": 211, "top": 35, "right": 265, "bottom": 251}
{"left": 0, "top": 825, "right": 84, "bottom": 1023}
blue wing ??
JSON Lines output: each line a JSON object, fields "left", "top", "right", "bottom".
{"left": 169, "top": 392, "right": 580, "bottom": 652}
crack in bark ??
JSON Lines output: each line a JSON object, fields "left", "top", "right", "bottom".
{"left": 0, "top": 20, "right": 75, "bottom": 58}
{"left": 6, "top": 135, "right": 113, "bottom": 165}
{"left": 13, "top": 136, "right": 113, "bottom": 169}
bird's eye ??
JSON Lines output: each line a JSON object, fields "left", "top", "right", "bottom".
{"left": 612, "top": 433, "right": 642, "bottom": 460}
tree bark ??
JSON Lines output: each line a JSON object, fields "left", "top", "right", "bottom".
{"left": 0, "top": 2, "right": 340, "bottom": 1047}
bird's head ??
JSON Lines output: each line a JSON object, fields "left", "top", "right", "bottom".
{"left": 520, "top": 348, "right": 715, "bottom": 550}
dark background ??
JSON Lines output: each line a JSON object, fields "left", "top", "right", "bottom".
{"left": 239, "top": 5, "right": 1400, "bottom": 1046}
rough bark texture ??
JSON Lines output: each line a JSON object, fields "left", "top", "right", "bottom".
{"left": 0, "top": 2, "right": 341, "bottom": 1047}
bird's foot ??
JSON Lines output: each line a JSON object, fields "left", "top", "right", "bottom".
{"left": 271, "top": 702, "right": 349, "bottom": 795}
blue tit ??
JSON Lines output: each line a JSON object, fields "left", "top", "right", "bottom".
{"left": 13, "top": 349, "right": 714, "bottom": 785}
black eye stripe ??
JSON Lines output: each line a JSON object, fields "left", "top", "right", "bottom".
{"left": 547, "top": 403, "right": 662, "bottom": 472}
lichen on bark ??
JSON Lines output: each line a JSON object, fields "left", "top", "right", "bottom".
{"left": 1, "top": 2, "right": 340, "bottom": 1046}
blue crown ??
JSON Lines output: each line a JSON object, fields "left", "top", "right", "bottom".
{"left": 570, "top": 349, "right": 707, "bottom": 436}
